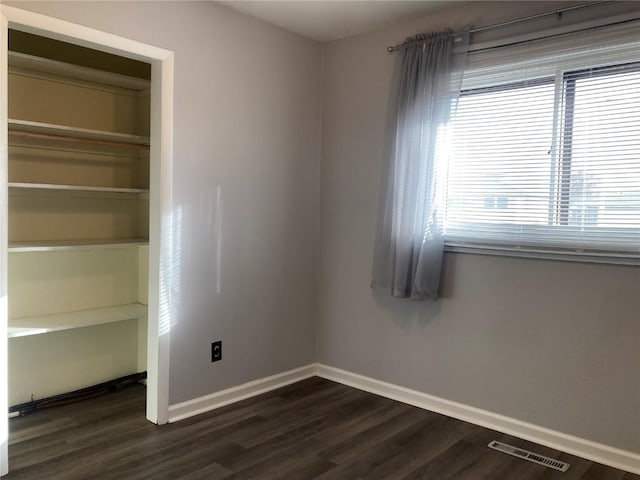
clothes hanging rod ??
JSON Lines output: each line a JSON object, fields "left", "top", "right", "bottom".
{"left": 8, "top": 129, "right": 150, "bottom": 149}
{"left": 387, "top": 0, "right": 611, "bottom": 52}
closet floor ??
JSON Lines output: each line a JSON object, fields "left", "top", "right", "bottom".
{"left": 5, "top": 377, "right": 639, "bottom": 479}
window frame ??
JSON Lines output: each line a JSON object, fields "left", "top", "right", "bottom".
{"left": 443, "top": 60, "right": 640, "bottom": 265}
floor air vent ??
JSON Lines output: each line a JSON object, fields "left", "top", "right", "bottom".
{"left": 488, "top": 440, "right": 570, "bottom": 472}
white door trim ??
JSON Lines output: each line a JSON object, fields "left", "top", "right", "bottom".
{"left": 0, "top": 9, "right": 9, "bottom": 479}
{"left": 0, "top": 6, "right": 174, "bottom": 475}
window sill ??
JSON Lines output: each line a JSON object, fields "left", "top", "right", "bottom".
{"left": 444, "top": 243, "right": 640, "bottom": 267}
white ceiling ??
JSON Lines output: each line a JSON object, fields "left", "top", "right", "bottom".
{"left": 217, "top": 1, "right": 462, "bottom": 42}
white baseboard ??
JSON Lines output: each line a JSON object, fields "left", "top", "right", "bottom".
{"left": 168, "top": 364, "right": 316, "bottom": 423}
{"left": 315, "top": 364, "right": 640, "bottom": 475}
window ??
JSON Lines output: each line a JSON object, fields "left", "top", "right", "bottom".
{"left": 444, "top": 24, "right": 640, "bottom": 261}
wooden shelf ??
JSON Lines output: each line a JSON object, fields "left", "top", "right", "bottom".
{"left": 9, "top": 51, "right": 150, "bottom": 91}
{"left": 9, "top": 119, "right": 150, "bottom": 146}
{"left": 8, "top": 303, "right": 148, "bottom": 338}
{"left": 9, "top": 182, "right": 149, "bottom": 195}
{"left": 9, "top": 238, "right": 149, "bottom": 253}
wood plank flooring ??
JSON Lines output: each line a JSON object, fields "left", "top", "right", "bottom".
{"left": 5, "top": 377, "right": 639, "bottom": 479}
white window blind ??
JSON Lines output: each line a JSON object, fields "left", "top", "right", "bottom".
{"left": 445, "top": 21, "right": 640, "bottom": 261}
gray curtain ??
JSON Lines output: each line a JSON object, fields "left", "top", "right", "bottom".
{"left": 372, "top": 31, "right": 468, "bottom": 300}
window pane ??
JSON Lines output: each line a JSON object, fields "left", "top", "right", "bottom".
{"left": 568, "top": 68, "right": 640, "bottom": 229}
{"left": 447, "top": 82, "right": 556, "bottom": 228}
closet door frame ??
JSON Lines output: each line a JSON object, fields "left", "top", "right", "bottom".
{"left": 0, "top": 6, "right": 174, "bottom": 474}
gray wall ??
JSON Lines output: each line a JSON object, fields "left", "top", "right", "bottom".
{"left": 5, "top": 0, "right": 321, "bottom": 404}
{"left": 318, "top": 1, "right": 640, "bottom": 452}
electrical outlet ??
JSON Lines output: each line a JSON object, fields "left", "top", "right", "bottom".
{"left": 211, "top": 341, "right": 222, "bottom": 362}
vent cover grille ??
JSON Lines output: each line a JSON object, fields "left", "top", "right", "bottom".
{"left": 488, "top": 440, "right": 570, "bottom": 472}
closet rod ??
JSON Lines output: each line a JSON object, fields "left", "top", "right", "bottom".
{"left": 8, "top": 129, "right": 150, "bottom": 149}
{"left": 386, "top": 0, "right": 610, "bottom": 52}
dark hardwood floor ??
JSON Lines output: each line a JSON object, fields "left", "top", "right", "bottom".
{"left": 5, "top": 377, "right": 639, "bottom": 479}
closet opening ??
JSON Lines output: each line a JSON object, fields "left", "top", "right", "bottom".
{"left": 1, "top": 7, "right": 174, "bottom": 474}
{"left": 6, "top": 29, "right": 152, "bottom": 419}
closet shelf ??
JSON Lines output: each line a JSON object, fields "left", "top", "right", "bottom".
{"left": 8, "top": 119, "right": 150, "bottom": 147}
{"left": 9, "top": 182, "right": 149, "bottom": 195}
{"left": 9, "top": 51, "right": 151, "bottom": 91}
{"left": 9, "top": 238, "right": 149, "bottom": 253}
{"left": 8, "top": 303, "right": 148, "bottom": 338}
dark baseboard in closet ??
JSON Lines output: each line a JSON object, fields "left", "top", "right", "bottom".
{"left": 9, "top": 371, "right": 147, "bottom": 416}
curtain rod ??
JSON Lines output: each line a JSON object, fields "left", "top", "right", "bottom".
{"left": 386, "top": 0, "right": 611, "bottom": 52}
